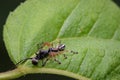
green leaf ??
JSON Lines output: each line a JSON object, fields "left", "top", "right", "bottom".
{"left": 3, "top": 0, "right": 120, "bottom": 80}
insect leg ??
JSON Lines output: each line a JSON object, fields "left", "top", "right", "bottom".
{"left": 54, "top": 58, "right": 61, "bottom": 64}
{"left": 36, "top": 42, "right": 45, "bottom": 55}
{"left": 37, "top": 42, "right": 44, "bottom": 49}
{"left": 63, "top": 54, "right": 67, "bottom": 59}
{"left": 42, "top": 58, "right": 49, "bottom": 66}
{"left": 58, "top": 40, "right": 61, "bottom": 45}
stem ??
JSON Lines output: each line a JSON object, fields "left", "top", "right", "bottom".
{"left": 0, "top": 66, "right": 90, "bottom": 80}
{"left": 0, "top": 68, "right": 24, "bottom": 80}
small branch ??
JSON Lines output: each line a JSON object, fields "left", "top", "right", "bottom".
{"left": 0, "top": 67, "right": 24, "bottom": 80}
{"left": 0, "top": 66, "right": 90, "bottom": 80}
{"left": 0, "top": 66, "right": 31, "bottom": 80}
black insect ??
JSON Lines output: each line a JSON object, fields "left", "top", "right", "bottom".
{"left": 16, "top": 41, "right": 78, "bottom": 66}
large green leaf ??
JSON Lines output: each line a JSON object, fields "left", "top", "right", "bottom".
{"left": 3, "top": 0, "right": 120, "bottom": 80}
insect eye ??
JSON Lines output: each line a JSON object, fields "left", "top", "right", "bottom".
{"left": 61, "top": 44, "right": 65, "bottom": 48}
{"left": 58, "top": 44, "right": 65, "bottom": 51}
{"left": 62, "top": 44, "right": 65, "bottom": 48}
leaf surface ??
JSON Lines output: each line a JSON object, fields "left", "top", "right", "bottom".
{"left": 3, "top": 0, "right": 120, "bottom": 80}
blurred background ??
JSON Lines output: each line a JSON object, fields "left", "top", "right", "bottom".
{"left": 0, "top": 0, "right": 119, "bottom": 80}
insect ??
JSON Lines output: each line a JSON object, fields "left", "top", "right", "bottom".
{"left": 16, "top": 41, "right": 78, "bottom": 66}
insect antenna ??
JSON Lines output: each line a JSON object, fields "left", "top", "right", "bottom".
{"left": 70, "top": 50, "right": 78, "bottom": 54}
{"left": 61, "top": 50, "right": 78, "bottom": 59}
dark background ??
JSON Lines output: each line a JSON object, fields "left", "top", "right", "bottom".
{"left": 0, "top": 0, "right": 119, "bottom": 80}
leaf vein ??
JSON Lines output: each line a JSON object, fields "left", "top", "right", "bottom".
{"left": 76, "top": 49, "right": 88, "bottom": 74}
{"left": 111, "top": 24, "right": 120, "bottom": 40}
